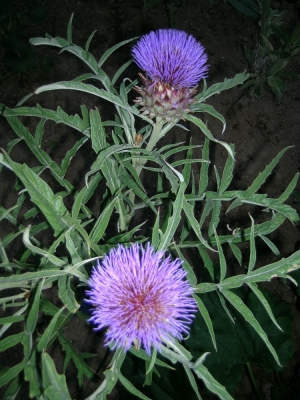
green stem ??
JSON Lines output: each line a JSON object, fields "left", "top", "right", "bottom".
{"left": 245, "top": 363, "right": 263, "bottom": 400}
{"left": 128, "top": 119, "right": 165, "bottom": 206}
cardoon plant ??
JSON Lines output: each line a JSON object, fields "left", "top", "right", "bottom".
{"left": 0, "top": 14, "right": 300, "bottom": 400}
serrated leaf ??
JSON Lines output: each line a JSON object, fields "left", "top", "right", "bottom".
{"left": 0, "top": 153, "right": 69, "bottom": 236}
{"left": 34, "top": 81, "right": 140, "bottom": 116}
{"left": 184, "top": 114, "right": 234, "bottom": 160}
{"left": 193, "top": 363, "right": 234, "bottom": 400}
{"left": 158, "top": 182, "right": 186, "bottom": 250}
{"left": 58, "top": 333, "right": 96, "bottom": 386}
{"left": 219, "top": 144, "right": 235, "bottom": 193}
{"left": 42, "top": 352, "right": 71, "bottom": 400}
{"left": 3, "top": 104, "right": 90, "bottom": 136}
{"left": 220, "top": 249, "right": 300, "bottom": 289}
{"left": 37, "top": 306, "right": 70, "bottom": 352}
{"left": 90, "top": 195, "right": 121, "bottom": 243}
{"left": 183, "top": 198, "right": 214, "bottom": 252}
{"left": 195, "top": 71, "right": 249, "bottom": 101}
{"left": 4, "top": 114, "right": 73, "bottom": 193}
{"left": 25, "top": 280, "right": 44, "bottom": 335}
{"left": 61, "top": 137, "right": 88, "bottom": 176}
{"left": 58, "top": 275, "right": 79, "bottom": 313}
{"left": 220, "top": 289, "right": 281, "bottom": 366}
{"left": 89, "top": 108, "right": 107, "bottom": 153}
{"left": 246, "top": 147, "right": 292, "bottom": 196}
{"left": 247, "top": 283, "right": 282, "bottom": 331}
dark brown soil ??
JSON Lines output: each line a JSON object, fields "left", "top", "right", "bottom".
{"left": 0, "top": 1, "right": 300, "bottom": 399}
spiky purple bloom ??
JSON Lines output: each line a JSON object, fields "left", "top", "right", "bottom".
{"left": 85, "top": 243, "right": 197, "bottom": 354}
{"left": 132, "top": 29, "right": 208, "bottom": 88}
{"left": 131, "top": 29, "right": 208, "bottom": 122}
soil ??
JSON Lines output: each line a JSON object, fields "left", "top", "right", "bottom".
{"left": 0, "top": 0, "right": 300, "bottom": 399}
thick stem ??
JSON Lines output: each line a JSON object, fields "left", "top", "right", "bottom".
{"left": 127, "top": 119, "right": 165, "bottom": 212}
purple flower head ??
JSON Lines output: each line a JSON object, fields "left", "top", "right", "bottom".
{"left": 132, "top": 29, "right": 208, "bottom": 88}
{"left": 85, "top": 243, "right": 197, "bottom": 354}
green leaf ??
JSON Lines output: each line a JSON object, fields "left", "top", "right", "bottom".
{"left": 182, "top": 365, "right": 202, "bottom": 400}
{"left": 0, "top": 153, "right": 69, "bottom": 236}
{"left": 85, "top": 348, "right": 126, "bottom": 400}
{"left": 219, "top": 144, "right": 235, "bottom": 193}
{"left": 196, "top": 71, "right": 249, "bottom": 101}
{"left": 2, "top": 374, "right": 23, "bottom": 400}
{"left": 58, "top": 333, "right": 96, "bottom": 386}
{"left": 220, "top": 249, "right": 300, "bottom": 289}
{"left": 247, "top": 289, "right": 293, "bottom": 371}
{"left": 61, "top": 137, "right": 88, "bottom": 176}
{"left": 228, "top": 242, "right": 243, "bottom": 267}
{"left": 89, "top": 108, "right": 107, "bottom": 153}
{"left": 193, "top": 295, "right": 216, "bottom": 350}
{"left": 0, "top": 361, "right": 26, "bottom": 389}
{"left": 98, "top": 37, "right": 137, "bottom": 67}
{"left": 208, "top": 200, "right": 222, "bottom": 237}
{"left": 67, "top": 14, "right": 74, "bottom": 43}
{"left": 198, "top": 138, "right": 210, "bottom": 196}
{"left": 158, "top": 182, "right": 186, "bottom": 250}
{"left": 247, "top": 283, "right": 282, "bottom": 331}
{"left": 0, "top": 315, "right": 25, "bottom": 324}
{"left": 220, "top": 289, "right": 281, "bottom": 366}
{"left": 42, "top": 352, "right": 72, "bottom": 400}
{"left": 58, "top": 276, "right": 79, "bottom": 313}
{"left": 259, "top": 235, "right": 280, "bottom": 256}
{"left": 119, "top": 373, "right": 152, "bottom": 400}
{"left": 112, "top": 59, "right": 133, "bottom": 85}
{"left": 34, "top": 81, "right": 140, "bottom": 116}
{"left": 85, "top": 30, "right": 97, "bottom": 53}
{"left": 246, "top": 146, "right": 292, "bottom": 196}
{"left": 24, "top": 351, "right": 42, "bottom": 398}
{"left": 0, "top": 333, "right": 24, "bottom": 352}
{"left": 184, "top": 114, "right": 234, "bottom": 160}
{"left": 198, "top": 247, "right": 214, "bottom": 280}
{"left": 25, "top": 280, "right": 44, "bottom": 335}
{"left": 37, "top": 307, "right": 71, "bottom": 352}
{"left": 183, "top": 198, "right": 215, "bottom": 252}
{"left": 248, "top": 214, "right": 256, "bottom": 272}
{"left": 4, "top": 115, "right": 73, "bottom": 193}
{"left": 90, "top": 195, "right": 121, "bottom": 243}
{"left": 3, "top": 104, "right": 90, "bottom": 136}
{"left": 172, "top": 244, "right": 197, "bottom": 286}
{"left": 278, "top": 173, "right": 299, "bottom": 203}
{"left": 213, "top": 226, "right": 227, "bottom": 281}
{"left": 193, "top": 363, "right": 234, "bottom": 400}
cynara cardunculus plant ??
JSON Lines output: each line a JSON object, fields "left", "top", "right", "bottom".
{"left": 132, "top": 29, "right": 208, "bottom": 122}
{"left": 85, "top": 243, "right": 197, "bottom": 354}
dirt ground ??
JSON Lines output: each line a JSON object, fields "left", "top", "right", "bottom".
{"left": 0, "top": 0, "right": 300, "bottom": 399}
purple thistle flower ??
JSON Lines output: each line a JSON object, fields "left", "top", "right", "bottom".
{"left": 132, "top": 29, "right": 208, "bottom": 88}
{"left": 85, "top": 243, "right": 197, "bottom": 354}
